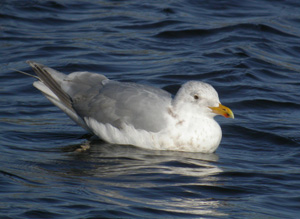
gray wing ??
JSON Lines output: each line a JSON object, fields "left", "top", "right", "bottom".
{"left": 27, "top": 61, "right": 172, "bottom": 133}
{"left": 63, "top": 77, "right": 172, "bottom": 132}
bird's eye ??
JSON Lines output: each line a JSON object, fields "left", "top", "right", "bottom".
{"left": 194, "top": 94, "right": 199, "bottom": 100}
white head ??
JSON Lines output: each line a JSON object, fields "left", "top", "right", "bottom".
{"left": 173, "top": 81, "right": 234, "bottom": 119}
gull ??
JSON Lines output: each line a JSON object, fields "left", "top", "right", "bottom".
{"left": 21, "top": 61, "right": 234, "bottom": 153}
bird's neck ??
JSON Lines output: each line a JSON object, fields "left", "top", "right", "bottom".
{"left": 171, "top": 104, "right": 212, "bottom": 121}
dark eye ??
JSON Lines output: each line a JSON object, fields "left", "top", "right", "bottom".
{"left": 194, "top": 94, "right": 199, "bottom": 100}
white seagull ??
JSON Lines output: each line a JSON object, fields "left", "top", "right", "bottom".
{"left": 22, "top": 61, "right": 234, "bottom": 153}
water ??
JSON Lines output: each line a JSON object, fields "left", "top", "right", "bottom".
{"left": 1, "top": 0, "right": 300, "bottom": 218}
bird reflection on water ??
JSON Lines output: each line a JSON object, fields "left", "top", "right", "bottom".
{"left": 52, "top": 140, "right": 227, "bottom": 217}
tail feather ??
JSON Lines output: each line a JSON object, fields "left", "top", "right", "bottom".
{"left": 26, "top": 60, "right": 73, "bottom": 110}
{"left": 25, "top": 61, "right": 91, "bottom": 132}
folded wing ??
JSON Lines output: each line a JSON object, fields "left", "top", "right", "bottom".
{"left": 28, "top": 61, "right": 172, "bottom": 133}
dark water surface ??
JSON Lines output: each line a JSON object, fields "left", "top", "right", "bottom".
{"left": 1, "top": 0, "right": 300, "bottom": 218}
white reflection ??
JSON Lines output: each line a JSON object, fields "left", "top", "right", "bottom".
{"left": 60, "top": 140, "right": 227, "bottom": 217}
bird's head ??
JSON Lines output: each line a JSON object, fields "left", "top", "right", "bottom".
{"left": 173, "top": 81, "right": 234, "bottom": 119}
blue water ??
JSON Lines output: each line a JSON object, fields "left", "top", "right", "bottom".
{"left": 1, "top": 0, "right": 300, "bottom": 218}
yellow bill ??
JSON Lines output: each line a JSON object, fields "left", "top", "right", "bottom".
{"left": 209, "top": 104, "right": 234, "bottom": 119}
